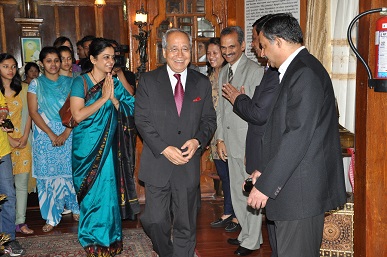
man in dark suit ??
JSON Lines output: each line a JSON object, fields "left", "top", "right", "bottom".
{"left": 135, "top": 28, "right": 216, "bottom": 257}
{"left": 222, "top": 14, "right": 280, "bottom": 257}
{"left": 246, "top": 14, "right": 347, "bottom": 257}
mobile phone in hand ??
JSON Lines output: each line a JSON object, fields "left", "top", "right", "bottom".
{"left": 244, "top": 178, "right": 254, "bottom": 193}
{"left": 1, "top": 119, "right": 14, "bottom": 130}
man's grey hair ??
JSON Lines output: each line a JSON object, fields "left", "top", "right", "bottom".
{"left": 162, "top": 28, "right": 192, "bottom": 49}
{"left": 220, "top": 26, "right": 244, "bottom": 45}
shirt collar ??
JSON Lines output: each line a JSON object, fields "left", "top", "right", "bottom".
{"left": 229, "top": 54, "right": 243, "bottom": 74}
{"left": 167, "top": 65, "right": 188, "bottom": 90}
{"left": 278, "top": 46, "right": 305, "bottom": 82}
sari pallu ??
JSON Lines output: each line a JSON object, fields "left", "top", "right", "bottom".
{"left": 71, "top": 76, "right": 136, "bottom": 256}
{"left": 115, "top": 113, "right": 140, "bottom": 220}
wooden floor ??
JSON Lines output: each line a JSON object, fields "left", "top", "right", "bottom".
{"left": 23, "top": 195, "right": 272, "bottom": 257}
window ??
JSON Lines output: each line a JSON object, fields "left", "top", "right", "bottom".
{"left": 155, "top": 0, "right": 215, "bottom": 73}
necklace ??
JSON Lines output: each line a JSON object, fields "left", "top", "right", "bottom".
{"left": 89, "top": 71, "right": 101, "bottom": 83}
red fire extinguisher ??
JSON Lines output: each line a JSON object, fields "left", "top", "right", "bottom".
{"left": 375, "top": 16, "right": 387, "bottom": 78}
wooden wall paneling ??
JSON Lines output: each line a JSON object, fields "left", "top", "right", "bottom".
{"left": 226, "top": 0, "right": 237, "bottom": 26}
{"left": 118, "top": 4, "right": 128, "bottom": 46}
{"left": 38, "top": 5, "right": 55, "bottom": 47}
{"left": 0, "top": 5, "right": 6, "bottom": 53}
{"left": 78, "top": 6, "right": 96, "bottom": 38}
{"left": 75, "top": 6, "right": 81, "bottom": 41}
{"left": 125, "top": 0, "right": 136, "bottom": 72}
{"left": 354, "top": 11, "right": 368, "bottom": 257}
{"left": 208, "top": 0, "right": 226, "bottom": 32}
{"left": 129, "top": 0, "right": 151, "bottom": 204}
{"left": 235, "top": 0, "right": 244, "bottom": 27}
{"left": 54, "top": 5, "right": 60, "bottom": 37}
{"left": 355, "top": 0, "right": 387, "bottom": 256}
{"left": 94, "top": 6, "right": 103, "bottom": 37}
{"left": 33, "top": 1, "right": 38, "bottom": 19}
{"left": 142, "top": 0, "right": 156, "bottom": 72}
{"left": 102, "top": 4, "right": 126, "bottom": 43}
{"left": 125, "top": 0, "right": 146, "bottom": 202}
{"left": 299, "top": 0, "right": 307, "bottom": 34}
{"left": 58, "top": 6, "right": 77, "bottom": 46}
{"left": 3, "top": 4, "right": 23, "bottom": 63}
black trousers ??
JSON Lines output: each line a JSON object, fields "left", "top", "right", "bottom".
{"left": 140, "top": 175, "right": 199, "bottom": 257}
{"left": 266, "top": 218, "right": 278, "bottom": 257}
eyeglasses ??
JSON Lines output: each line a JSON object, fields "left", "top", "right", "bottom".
{"left": 166, "top": 47, "right": 191, "bottom": 54}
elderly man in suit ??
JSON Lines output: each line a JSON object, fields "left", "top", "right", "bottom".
{"left": 216, "top": 26, "right": 264, "bottom": 256}
{"left": 222, "top": 14, "right": 280, "bottom": 257}
{"left": 247, "top": 14, "right": 347, "bottom": 257}
{"left": 135, "top": 28, "right": 216, "bottom": 257}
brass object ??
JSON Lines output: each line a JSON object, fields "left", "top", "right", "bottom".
{"left": 0, "top": 194, "right": 7, "bottom": 202}
{"left": 339, "top": 124, "right": 355, "bottom": 149}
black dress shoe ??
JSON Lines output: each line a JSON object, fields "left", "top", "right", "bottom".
{"left": 210, "top": 215, "right": 233, "bottom": 228}
{"left": 227, "top": 238, "right": 240, "bottom": 245}
{"left": 234, "top": 246, "right": 253, "bottom": 256}
{"left": 225, "top": 221, "right": 241, "bottom": 232}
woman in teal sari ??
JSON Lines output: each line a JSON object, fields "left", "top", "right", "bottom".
{"left": 70, "top": 38, "right": 138, "bottom": 256}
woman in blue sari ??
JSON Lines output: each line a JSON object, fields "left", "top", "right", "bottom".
{"left": 27, "top": 47, "right": 80, "bottom": 233}
{"left": 70, "top": 38, "right": 138, "bottom": 256}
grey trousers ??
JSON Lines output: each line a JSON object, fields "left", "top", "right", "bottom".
{"left": 275, "top": 213, "right": 325, "bottom": 257}
{"left": 228, "top": 156, "right": 263, "bottom": 250}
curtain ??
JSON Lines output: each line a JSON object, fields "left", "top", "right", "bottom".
{"left": 330, "top": 0, "right": 358, "bottom": 133}
{"left": 305, "top": 0, "right": 358, "bottom": 133}
{"left": 305, "top": 0, "right": 358, "bottom": 192}
{"left": 304, "top": 0, "right": 332, "bottom": 73}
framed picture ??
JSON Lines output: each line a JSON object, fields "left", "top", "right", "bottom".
{"left": 21, "top": 37, "right": 42, "bottom": 64}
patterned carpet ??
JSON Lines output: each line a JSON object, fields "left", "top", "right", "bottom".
{"left": 17, "top": 228, "right": 153, "bottom": 257}
{"left": 16, "top": 228, "right": 200, "bottom": 257}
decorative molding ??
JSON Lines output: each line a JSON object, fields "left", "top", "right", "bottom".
{"left": 211, "top": 0, "right": 225, "bottom": 26}
{"left": 14, "top": 18, "right": 44, "bottom": 37}
{"left": 54, "top": 5, "right": 60, "bottom": 37}
{"left": 75, "top": 7, "right": 81, "bottom": 41}
{"left": 1, "top": 0, "right": 18, "bottom": 4}
{"left": 94, "top": 6, "right": 103, "bottom": 37}
{"left": 36, "top": 0, "right": 124, "bottom": 7}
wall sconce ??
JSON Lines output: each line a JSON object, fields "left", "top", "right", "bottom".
{"left": 134, "top": 4, "right": 148, "bottom": 29}
{"left": 133, "top": 4, "right": 149, "bottom": 78}
{"left": 95, "top": 0, "right": 106, "bottom": 8}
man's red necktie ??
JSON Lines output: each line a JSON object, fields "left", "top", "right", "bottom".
{"left": 173, "top": 73, "right": 184, "bottom": 116}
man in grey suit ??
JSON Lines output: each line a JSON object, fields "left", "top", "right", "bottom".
{"left": 222, "top": 14, "right": 280, "bottom": 257}
{"left": 248, "top": 14, "right": 347, "bottom": 257}
{"left": 216, "top": 26, "right": 264, "bottom": 256}
{"left": 135, "top": 29, "right": 216, "bottom": 257}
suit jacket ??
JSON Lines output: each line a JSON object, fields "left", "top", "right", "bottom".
{"left": 216, "top": 54, "right": 264, "bottom": 159}
{"left": 135, "top": 65, "right": 217, "bottom": 188}
{"left": 255, "top": 49, "right": 347, "bottom": 221}
{"left": 233, "top": 67, "right": 280, "bottom": 174}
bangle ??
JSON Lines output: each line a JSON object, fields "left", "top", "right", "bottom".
{"left": 216, "top": 140, "right": 224, "bottom": 145}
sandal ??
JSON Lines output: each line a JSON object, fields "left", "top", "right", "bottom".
{"left": 16, "top": 223, "right": 34, "bottom": 234}
{"left": 42, "top": 224, "right": 54, "bottom": 233}
{"left": 73, "top": 214, "right": 80, "bottom": 221}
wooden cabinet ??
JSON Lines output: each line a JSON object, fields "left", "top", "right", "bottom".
{"left": 148, "top": 0, "right": 216, "bottom": 70}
